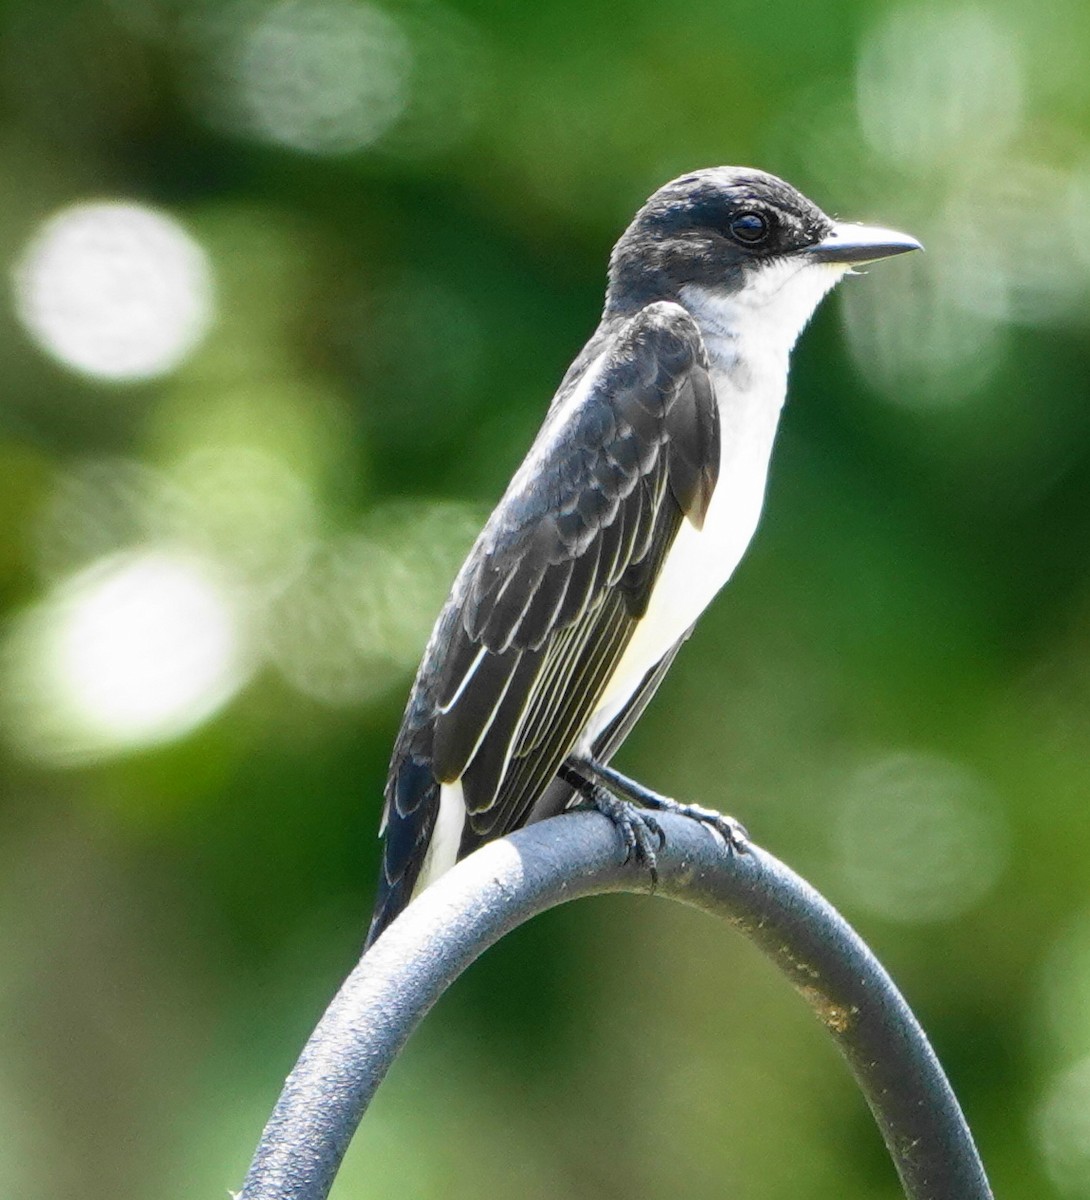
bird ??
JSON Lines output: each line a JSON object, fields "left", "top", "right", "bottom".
{"left": 366, "top": 166, "right": 920, "bottom": 947}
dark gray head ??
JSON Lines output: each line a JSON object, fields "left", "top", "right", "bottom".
{"left": 605, "top": 166, "right": 919, "bottom": 316}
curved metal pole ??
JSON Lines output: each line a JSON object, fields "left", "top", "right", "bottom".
{"left": 240, "top": 812, "right": 994, "bottom": 1200}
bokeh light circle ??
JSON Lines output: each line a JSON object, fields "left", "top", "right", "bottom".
{"left": 1039, "top": 909, "right": 1090, "bottom": 1064}
{"left": 221, "top": 0, "right": 412, "bottom": 156}
{"left": 1036, "top": 1057, "right": 1090, "bottom": 1198}
{"left": 856, "top": 4, "right": 1024, "bottom": 171}
{"left": 832, "top": 752, "right": 1007, "bottom": 922}
{"left": 840, "top": 248, "right": 1008, "bottom": 406}
{"left": 263, "top": 500, "right": 483, "bottom": 707}
{"left": 12, "top": 201, "right": 214, "bottom": 382}
{"left": 2, "top": 550, "right": 249, "bottom": 764}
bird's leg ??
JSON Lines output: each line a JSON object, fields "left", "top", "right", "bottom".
{"left": 571, "top": 757, "right": 749, "bottom": 855}
{"left": 558, "top": 761, "right": 666, "bottom": 887}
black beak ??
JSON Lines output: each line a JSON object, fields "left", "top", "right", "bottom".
{"left": 807, "top": 222, "right": 923, "bottom": 265}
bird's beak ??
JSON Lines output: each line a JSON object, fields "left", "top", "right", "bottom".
{"left": 806, "top": 222, "right": 923, "bottom": 265}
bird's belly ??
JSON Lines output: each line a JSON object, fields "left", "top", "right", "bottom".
{"left": 584, "top": 381, "right": 782, "bottom": 743}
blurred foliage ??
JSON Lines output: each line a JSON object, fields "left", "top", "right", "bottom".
{"left": 2, "top": 0, "right": 1090, "bottom": 1197}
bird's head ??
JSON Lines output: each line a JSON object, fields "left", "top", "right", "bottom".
{"left": 605, "top": 167, "right": 920, "bottom": 347}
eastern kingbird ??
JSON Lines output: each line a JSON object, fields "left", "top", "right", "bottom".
{"left": 366, "top": 167, "right": 919, "bottom": 946}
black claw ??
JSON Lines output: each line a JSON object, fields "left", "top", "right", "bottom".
{"left": 577, "top": 784, "right": 662, "bottom": 889}
{"left": 646, "top": 813, "right": 666, "bottom": 851}
{"left": 570, "top": 757, "right": 749, "bottom": 858}
{"left": 668, "top": 803, "right": 749, "bottom": 854}
{"left": 565, "top": 757, "right": 747, "bottom": 887}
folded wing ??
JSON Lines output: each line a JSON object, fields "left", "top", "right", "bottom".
{"left": 369, "top": 301, "right": 719, "bottom": 942}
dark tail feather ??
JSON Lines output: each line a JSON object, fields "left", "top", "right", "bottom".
{"left": 365, "top": 756, "right": 439, "bottom": 949}
{"left": 365, "top": 868, "right": 413, "bottom": 950}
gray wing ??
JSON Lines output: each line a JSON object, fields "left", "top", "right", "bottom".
{"left": 524, "top": 631, "right": 691, "bottom": 830}
{"left": 369, "top": 301, "right": 719, "bottom": 943}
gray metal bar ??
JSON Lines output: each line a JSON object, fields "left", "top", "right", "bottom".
{"left": 241, "top": 811, "right": 994, "bottom": 1200}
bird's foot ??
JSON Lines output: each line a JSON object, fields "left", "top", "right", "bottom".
{"left": 572, "top": 783, "right": 666, "bottom": 888}
{"left": 640, "top": 795, "right": 749, "bottom": 855}
{"left": 574, "top": 757, "right": 749, "bottom": 856}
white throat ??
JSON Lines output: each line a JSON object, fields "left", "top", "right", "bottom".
{"left": 680, "top": 258, "right": 849, "bottom": 377}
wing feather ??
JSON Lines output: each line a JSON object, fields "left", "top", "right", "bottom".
{"left": 432, "top": 645, "right": 522, "bottom": 782}
{"left": 372, "top": 300, "right": 721, "bottom": 940}
{"left": 457, "top": 648, "right": 549, "bottom": 813}
{"left": 513, "top": 555, "right": 576, "bottom": 650}
{"left": 466, "top": 592, "right": 632, "bottom": 843}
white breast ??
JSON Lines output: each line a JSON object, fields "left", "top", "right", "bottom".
{"left": 584, "top": 260, "right": 848, "bottom": 741}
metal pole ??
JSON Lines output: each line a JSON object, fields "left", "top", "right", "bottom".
{"left": 241, "top": 811, "right": 993, "bottom": 1200}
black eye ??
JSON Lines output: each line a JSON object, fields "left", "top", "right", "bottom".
{"left": 729, "top": 211, "right": 770, "bottom": 245}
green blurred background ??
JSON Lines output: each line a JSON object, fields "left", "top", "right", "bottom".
{"left": 2, "top": 0, "right": 1090, "bottom": 1196}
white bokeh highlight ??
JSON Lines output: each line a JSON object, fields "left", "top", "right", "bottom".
{"left": 856, "top": 4, "right": 1025, "bottom": 171}
{"left": 55, "top": 554, "right": 239, "bottom": 736}
{"left": 3, "top": 550, "right": 248, "bottom": 763}
{"left": 226, "top": 0, "right": 412, "bottom": 155}
{"left": 186, "top": 0, "right": 485, "bottom": 160}
{"left": 839, "top": 2, "right": 1090, "bottom": 408}
{"left": 13, "top": 201, "right": 214, "bottom": 381}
